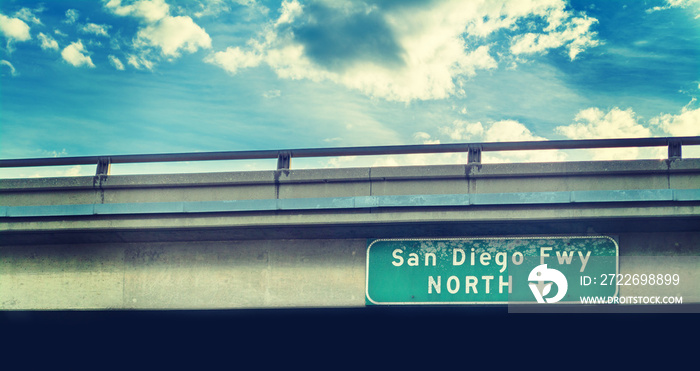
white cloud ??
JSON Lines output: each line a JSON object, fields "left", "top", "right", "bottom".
{"left": 127, "top": 53, "right": 154, "bottom": 70}
{"left": 435, "top": 118, "right": 566, "bottom": 163}
{"left": 262, "top": 89, "right": 281, "bottom": 99}
{"left": 192, "top": 0, "right": 229, "bottom": 18}
{"left": 413, "top": 132, "right": 431, "bottom": 141}
{"left": 510, "top": 15, "right": 599, "bottom": 60}
{"left": 484, "top": 120, "right": 546, "bottom": 142}
{"left": 652, "top": 101, "right": 700, "bottom": 158}
{"left": 205, "top": 46, "right": 262, "bottom": 74}
{"left": 647, "top": 0, "right": 700, "bottom": 17}
{"left": 105, "top": 0, "right": 170, "bottom": 23}
{"left": 38, "top": 148, "right": 69, "bottom": 158}
{"left": 81, "top": 23, "right": 110, "bottom": 37}
{"left": 352, "top": 99, "right": 699, "bottom": 166}
{"left": 556, "top": 107, "right": 651, "bottom": 139}
{"left": 440, "top": 118, "right": 540, "bottom": 144}
{"left": 64, "top": 9, "right": 79, "bottom": 24}
{"left": 14, "top": 7, "right": 43, "bottom": 25}
{"left": 61, "top": 40, "right": 95, "bottom": 68}
{"left": 413, "top": 132, "right": 441, "bottom": 145}
{"left": 0, "top": 13, "right": 31, "bottom": 46}
{"left": 191, "top": 0, "right": 268, "bottom": 18}
{"left": 551, "top": 102, "right": 700, "bottom": 160}
{"left": 38, "top": 32, "right": 59, "bottom": 50}
{"left": 275, "top": 0, "right": 302, "bottom": 26}
{"left": 481, "top": 120, "right": 568, "bottom": 163}
{"left": 135, "top": 16, "right": 211, "bottom": 57}
{"left": 1, "top": 59, "right": 17, "bottom": 76}
{"left": 235, "top": 0, "right": 269, "bottom": 13}
{"left": 207, "top": 0, "right": 599, "bottom": 102}
{"left": 106, "top": 0, "right": 211, "bottom": 59}
{"left": 440, "top": 120, "right": 484, "bottom": 141}
{"left": 555, "top": 107, "right": 663, "bottom": 160}
{"left": 667, "top": 0, "right": 700, "bottom": 5}
{"left": 282, "top": 1, "right": 500, "bottom": 101}
{"left": 207, "top": 0, "right": 499, "bottom": 101}
{"left": 109, "top": 55, "right": 125, "bottom": 70}
{"left": 651, "top": 99, "right": 700, "bottom": 136}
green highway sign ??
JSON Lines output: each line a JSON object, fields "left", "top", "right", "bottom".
{"left": 365, "top": 236, "right": 618, "bottom": 305}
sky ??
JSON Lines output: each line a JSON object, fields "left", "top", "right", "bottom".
{"left": 1, "top": 0, "right": 699, "bottom": 178}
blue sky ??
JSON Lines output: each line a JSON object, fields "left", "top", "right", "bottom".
{"left": 1, "top": 0, "right": 699, "bottom": 177}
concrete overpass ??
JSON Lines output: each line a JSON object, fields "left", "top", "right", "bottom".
{"left": 1, "top": 138, "right": 699, "bottom": 310}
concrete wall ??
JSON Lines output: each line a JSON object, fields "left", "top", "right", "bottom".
{"left": 0, "top": 239, "right": 366, "bottom": 309}
{"left": 0, "top": 233, "right": 698, "bottom": 310}
{"left": 1, "top": 159, "right": 699, "bottom": 310}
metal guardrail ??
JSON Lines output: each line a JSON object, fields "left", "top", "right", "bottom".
{"left": 1, "top": 136, "right": 699, "bottom": 176}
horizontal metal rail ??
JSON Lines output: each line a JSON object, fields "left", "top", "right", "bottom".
{"left": 1, "top": 136, "right": 699, "bottom": 175}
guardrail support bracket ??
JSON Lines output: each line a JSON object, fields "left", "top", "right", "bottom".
{"left": 96, "top": 157, "right": 111, "bottom": 176}
{"left": 468, "top": 145, "right": 482, "bottom": 164}
{"left": 668, "top": 140, "right": 682, "bottom": 161}
{"left": 277, "top": 152, "right": 291, "bottom": 170}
